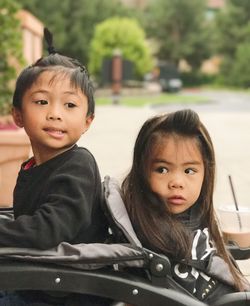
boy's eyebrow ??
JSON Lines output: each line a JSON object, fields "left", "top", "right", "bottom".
{"left": 63, "top": 90, "right": 80, "bottom": 96}
{"left": 30, "top": 90, "right": 79, "bottom": 96}
{"left": 30, "top": 89, "right": 48, "bottom": 94}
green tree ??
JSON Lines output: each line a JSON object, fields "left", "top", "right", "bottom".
{"left": 215, "top": 0, "right": 250, "bottom": 56}
{"left": 144, "top": 0, "right": 211, "bottom": 70}
{"left": 226, "top": 42, "right": 250, "bottom": 87}
{"left": 215, "top": 0, "right": 250, "bottom": 86}
{"left": 89, "top": 17, "right": 153, "bottom": 80}
{"left": 18, "top": 0, "right": 136, "bottom": 65}
{"left": 0, "top": 0, "right": 24, "bottom": 115}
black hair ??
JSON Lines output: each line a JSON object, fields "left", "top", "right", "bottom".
{"left": 122, "top": 109, "right": 215, "bottom": 256}
{"left": 12, "top": 28, "right": 95, "bottom": 116}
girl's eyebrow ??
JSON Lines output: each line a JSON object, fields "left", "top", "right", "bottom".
{"left": 151, "top": 158, "right": 172, "bottom": 165}
{"left": 182, "top": 161, "right": 203, "bottom": 166}
{"left": 152, "top": 159, "right": 202, "bottom": 166}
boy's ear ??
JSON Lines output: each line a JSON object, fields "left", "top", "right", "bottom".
{"left": 82, "top": 114, "right": 94, "bottom": 134}
{"left": 12, "top": 107, "right": 24, "bottom": 128}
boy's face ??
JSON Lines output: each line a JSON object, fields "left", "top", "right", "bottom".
{"left": 12, "top": 71, "right": 93, "bottom": 164}
{"left": 148, "top": 135, "right": 204, "bottom": 214}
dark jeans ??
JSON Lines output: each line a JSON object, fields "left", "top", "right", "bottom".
{"left": 0, "top": 292, "right": 28, "bottom": 306}
{"left": 0, "top": 291, "right": 112, "bottom": 306}
{"left": 0, "top": 291, "right": 64, "bottom": 306}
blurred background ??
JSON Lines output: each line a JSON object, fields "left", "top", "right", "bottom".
{"left": 1, "top": 0, "right": 250, "bottom": 280}
{"left": 1, "top": 0, "right": 250, "bottom": 209}
{"left": 2, "top": 0, "right": 250, "bottom": 115}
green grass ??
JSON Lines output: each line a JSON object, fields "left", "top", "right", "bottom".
{"left": 96, "top": 93, "right": 209, "bottom": 107}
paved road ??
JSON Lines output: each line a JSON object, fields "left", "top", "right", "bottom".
{"left": 153, "top": 89, "right": 250, "bottom": 112}
{"left": 79, "top": 89, "right": 250, "bottom": 280}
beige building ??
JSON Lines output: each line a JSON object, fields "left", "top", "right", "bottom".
{"left": 17, "top": 10, "right": 44, "bottom": 65}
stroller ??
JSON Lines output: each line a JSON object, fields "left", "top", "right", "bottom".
{"left": 0, "top": 176, "right": 249, "bottom": 306}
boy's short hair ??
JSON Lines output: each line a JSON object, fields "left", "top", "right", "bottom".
{"left": 12, "top": 53, "right": 95, "bottom": 116}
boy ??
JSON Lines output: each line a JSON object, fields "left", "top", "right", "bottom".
{"left": 0, "top": 29, "right": 109, "bottom": 305}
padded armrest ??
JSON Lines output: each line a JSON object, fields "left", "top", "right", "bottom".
{"left": 213, "top": 292, "right": 250, "bottom": 306}
{"left": 0, "top": 259, "right": 206, "bottom": 306}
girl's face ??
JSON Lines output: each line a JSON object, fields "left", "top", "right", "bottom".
{"left": 148, "top": 134, "right": 205, "bottom": 214}
{"left": 12, "top": 71, "right": 93, "bottom": 165}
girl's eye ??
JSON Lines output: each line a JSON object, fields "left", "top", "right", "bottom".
{"left": 65, "top": 102, "right": 76, "bottom": 108}
{"left": 35, "top": 100, "right": 48, "bottom": 105}
{"left": 155, "top": 167, "right": 168, "bottom": 174}
{"left": 185, "top": 168, "right": 196, "bottom": 175}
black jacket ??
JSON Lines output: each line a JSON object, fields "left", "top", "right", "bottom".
{"left": 0, "top": 144, "right": 108, "bottom": 248}
{"left": 0, "top": 145, "right": 111, "bottom": 305}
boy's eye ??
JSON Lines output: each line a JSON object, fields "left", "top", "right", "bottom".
{"left": 35, "top": 100, "right": 48, "bottom": 105}
{"left": 155, "top": 167, "right": 168, "bottom": 174}
{"left": 185, "top": 168, "right": 196, "bottom": 175}
{"left": 65, "top": 102, "right": 76, "bottom": 108}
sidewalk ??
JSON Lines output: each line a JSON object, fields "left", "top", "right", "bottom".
{"left": 78, "top": 103, "right": 250, "bottom": 281}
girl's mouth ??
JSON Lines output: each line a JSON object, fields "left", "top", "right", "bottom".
{"left": 167, "top": 196, "right": 185, "bottom": 205}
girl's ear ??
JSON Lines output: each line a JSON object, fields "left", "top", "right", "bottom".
{"left": 12, "top": 107, "right": 24, "bottom": 128}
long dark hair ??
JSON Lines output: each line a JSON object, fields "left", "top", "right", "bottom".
{"left": 121, "top": 109, "right": 245, "bottom": 290}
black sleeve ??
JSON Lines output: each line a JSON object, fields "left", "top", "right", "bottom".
{"left": 0, "top": 150, "right": 101, "bottom": 249}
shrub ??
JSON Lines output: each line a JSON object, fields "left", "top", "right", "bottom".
{"left": 89, "top": 17, "right": 153, "bottom": 81}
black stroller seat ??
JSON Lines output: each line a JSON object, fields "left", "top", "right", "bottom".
{"left": 0, "top": 176, "right": 249, "bottom": 306}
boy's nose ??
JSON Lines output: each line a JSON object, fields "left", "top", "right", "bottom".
{"left": 46, "top": 108, "right": 62, "bottom": 121}
{"left": 47, "top": 114, "right": 62, "bottom": 120}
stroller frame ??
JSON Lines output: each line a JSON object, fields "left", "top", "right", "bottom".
{"left": 0, "top": 176, "right": 249, "bottom": 306}
{"left": 0, "top": 259, "right": 207, "bottom": 306}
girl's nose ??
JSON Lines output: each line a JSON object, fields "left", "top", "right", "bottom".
{"left": 168, "top": 176, "right": 184, "bottom": 189}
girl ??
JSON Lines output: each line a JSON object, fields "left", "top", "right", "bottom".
{"left": 121, "top": 109, "right": 249, "bottom": 304}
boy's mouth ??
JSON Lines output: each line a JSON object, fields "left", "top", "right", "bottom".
{"left": 44, "top": 127, "right": 65, "bottom": 133}
{"left": 43, "top": 127, "right": 66, "bottom": 137}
